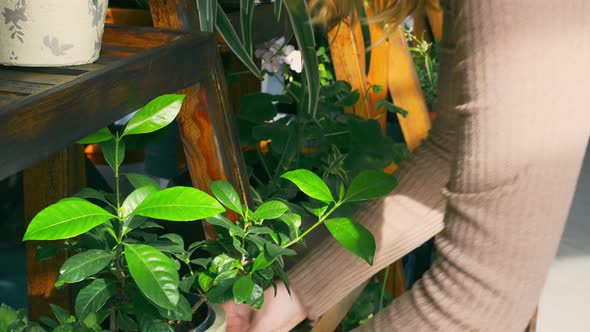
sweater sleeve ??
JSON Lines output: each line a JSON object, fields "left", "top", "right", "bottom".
{"left": 290, "top": 0, "right": 590, "bottom": 330}
{"left": 356, "top": 0, "right": 590, "bottom": 331}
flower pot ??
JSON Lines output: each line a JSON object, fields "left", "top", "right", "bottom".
{"left": 0, "top": 0, "right": 108, "bottom": 67}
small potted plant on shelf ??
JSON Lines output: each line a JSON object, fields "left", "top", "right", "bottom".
{"left": 22, "top": 94, "right": 397, "bottom": 331}
{"left": 0, "top": 0, "right": 108, "bottom": 67}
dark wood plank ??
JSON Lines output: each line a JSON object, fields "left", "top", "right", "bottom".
{"left": 0, "top": 30, "right": 213, "bottom": 178}
{"left": 102, "top": 24, "right": 187, "bottom": 48}
{"left": 0, "top": 94, "right": 23, "bottom": 107}
{"left": 100, "top": 44, "right": 146, "bottom": 58}
{"left": 0, "top": 80, "right": 52, "bottom": 95}
{"left": 23, "top": 145, "right": 86, "bottom": 320}
{"left": 0, "top": 69, "right": 77, "bottom": 85}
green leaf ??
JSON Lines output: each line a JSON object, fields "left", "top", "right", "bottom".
{"left": 215, "top": 2, "right": 262, "bottom": 77}
{"left": 283, "top": 0, "right": 319, "bottom": 117}
{"left": 207, "top": 277, "right": 236, "bottom": 304}
{"left": 122, "top": 216, "right": 147, "bottom": 236}
{"left": 198, "top": 271, "right": 215, "bottom": 292}
{"left": 100, "top": 138, "right": 125, "bottom": 171}
{"left": 251, "top": 200, "right": 289, "bottom": 221}
{"left": 133, "top": 187, "right": 225, "bottom": 221}
{"left": 281, "top": 169, "right": 334, "bottom": 203}
{"left": 74, "top": 188, "right": 110, "bottom": 205}
{"left": 74, "top": 279, "right": 115, "bottom": 320}
{"left": 265, "top": 242, "right": 296, "bottom": 258}
{"left": 246, "top": 283, "right": 264, "bottom": 310}
{"left": 77, "top": 127, "right": 112, "bottom": 144}
{"left": 81, "top": 312, "right": 98, "bottom": 329}
{"left": 233, "top": 275, "right": 254, "bottom": 304}
{"left": 210, "top": 180, "right": 243, "bottom": 216}
{"left": 274, "top": 0, "right": 283, "bottom": 18}
{"left": 179, "top": 274, "right": 197, "bottom": 293}
{"left": 49, "top": 304, "right": 70, "bottom": 324}
{"left": 160, "top": 233, "right": 184, "bottom": 249}
{"left": 206, "top": 214, "right": 236, "bottom": 229}
{"left": 123, "top": 173, "right": 160, "bottom": 190}
{"left": 375, "top": 99, "right": 409, "bottom": 117}
{"left": 247, "top": 226, "right": 274, "bottom": 235}
{"left": 23, "top": 198, "right": 115, "bottom": 241}
{"left": 190, "top": 257, "right": 212, "bottom": 268}
{"left": 196, "top": 0, "right": 216, "bottom": 32}
{"left": 124, "top": 243, "right": 179, "bottom": 310}
{"left": 324, "top": 218, "right": 375, "bottom": 265}
{"left": 279, "top": 213, "right": 302, "bottom": 238}
{"left": 240, "top": 0, "right": 255, "bottom": 55}
{"left": 302, "top": 202, "right": 329, "bottom": 217}
{"left": 156, "top": 294, "right": 192, "bottom": 321}
{"left": 122, "top": 94, "right": 185, "bottom": 136}
{"left": 57, "top": 250, "right": 113, "bottom": 285}
{"left": 116, "top": 312, "right": 138, "bottom": 331}
{"left": 344, "top": 170, "right": 398, "bottom": 202}
{"left": 133, "top": 294, "right": 174, "bottom": 332}
{"left": 121, "top": 186, "right": 159, "bottom": 218}
{"left": 239, "top": 93, "right": 278, "bottom": 124}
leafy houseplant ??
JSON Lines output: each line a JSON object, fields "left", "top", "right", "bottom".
{"left": 22, "top": 94, "right": 397, "bottom": 331}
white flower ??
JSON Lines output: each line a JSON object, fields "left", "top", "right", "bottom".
{"left": 255, "top": 37, "right": 303, "bottom": 73}
{"left": 284, "top": 50, "right": 303, "bottom": 73}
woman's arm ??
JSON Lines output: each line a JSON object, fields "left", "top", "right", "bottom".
{"left": 357, "top": 0, "right": 590, "bottom": 330}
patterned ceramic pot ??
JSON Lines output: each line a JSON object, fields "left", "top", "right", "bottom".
{"left": 0, "top": 0, "right": 108, "bottom": 67}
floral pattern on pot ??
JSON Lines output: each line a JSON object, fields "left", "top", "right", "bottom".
{"left": 0, "top": 0, "right": 108, "bottom": 67}
{"left": 2, "top": 0, "right": 27, "bottom": 43}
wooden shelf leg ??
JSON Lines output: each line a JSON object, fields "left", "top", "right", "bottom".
{"left": 23, "top": 145, "right": 86, "bottom": 320}
{"left": 175, "top": 54, "right": 251, "bottom": 238}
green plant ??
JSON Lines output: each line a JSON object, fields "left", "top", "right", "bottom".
{"left": 0, "top": 304, "right": 45, "bottom": 332}
{"left": 22, "top": 95, "right": 397, "bottom": 331}
{"left": 405, "top": 29, "right": 440, "bottom": 109}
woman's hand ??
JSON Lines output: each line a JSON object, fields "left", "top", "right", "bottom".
{"left": 249, "top": 281, "right": 308, "bottom": 332}
{"left": 221, "top": 281, "right": 307, "bottom": 331}
{"left": 220, "top": 301, "right": 253, "bottom": 332}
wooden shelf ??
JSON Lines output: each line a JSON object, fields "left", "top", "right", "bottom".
{"left": 0, "top": 25, "right": 216, "bottom": 178}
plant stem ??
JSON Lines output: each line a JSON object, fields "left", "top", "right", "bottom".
{"left": 271, "top": 72, "right": 300, "bottom": 103}
{"left": 379, "top": 266, "right": 390, "bottom": 312}
{"left": 255, "top": 145, "right": 273, "bottom": 181}
{"left": 110, "top": 309, "right": 116, "bottom": 331}
{"left": 283, "top": 202, "right": 341, "bottom": 248}
{"left": 192, "top": 295, "right": 207, "bottom": 315}
{"left": 115, "top": 135, "right": 121, "bottom": 213}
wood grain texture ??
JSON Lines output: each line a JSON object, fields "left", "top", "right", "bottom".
{"left": 328, "top": 19, "right": 370, "bottom": 120}
{"left": 0, "top": 26, "right": 212, "bottom": 178}
{"left": 149, "top": 0, "right": 199, "bottom": 32}
{"left": 148, "top": 0, "right": 251, "bottom": 239}
{"left": 311, "top": 282, "right": 367, "bottom": 332}
{"left": 424, "top": 0, "right": 443, "bottom": 41}
{"left": 387, "top": 27, "right": 431, "bottom": 151}
{"left": 23, "top": 145, "right": 86, "bottom": 320}
{"left": 106, "top": 8, "right": 153, "bottom": 26}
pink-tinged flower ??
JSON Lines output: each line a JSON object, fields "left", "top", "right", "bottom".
{"left": 284, "top": 50, "right": 303, "bottom": 73}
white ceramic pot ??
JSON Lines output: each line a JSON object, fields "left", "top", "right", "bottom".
{"left": 0, "top": 0, "right": 108, "bottom": 67}
{"left": 205, "top": 305, "right": 227, "bottom": 332}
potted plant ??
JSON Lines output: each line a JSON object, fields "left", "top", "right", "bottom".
{"left": 0, "top": 0, "right": 108, "bottom": 66}
{"left": 21, "top": 94, "right": 397, "bottom": 331}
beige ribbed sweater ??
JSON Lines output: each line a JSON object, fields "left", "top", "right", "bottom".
{"left": 288, "top": 0, "right": 590, "bottom": 330}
